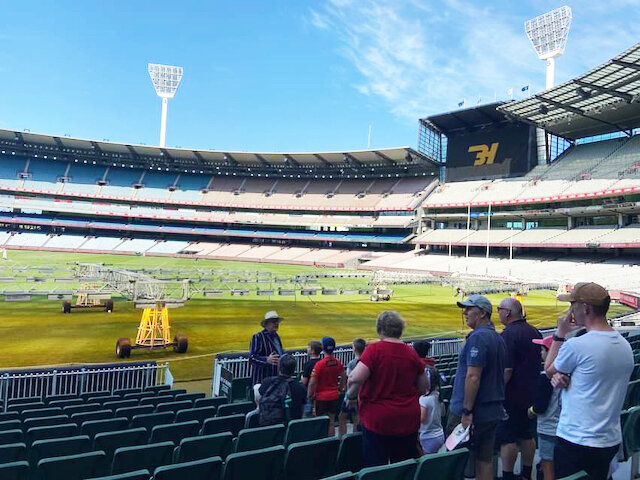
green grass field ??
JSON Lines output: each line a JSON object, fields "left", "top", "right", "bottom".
{"left": 0, "top": 250, "right": 631, "bottom": 382}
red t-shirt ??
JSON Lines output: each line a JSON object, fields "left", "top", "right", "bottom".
{"left": 311, "top": 355, "right": 344, "bottom": 401}
{"left": 358, "top": 340, "right": 423, "bottom": 436}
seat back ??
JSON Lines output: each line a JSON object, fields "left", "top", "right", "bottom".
{"left": 21, "top": 407, "right": 63, "bottom": 420}
{"left": 149, "top": 420, "right": 200, "bottom": 445}
{"left": 0, "top": 419, "right": 22, "bottom": 432}
{"left": 0, "top": 460, "right": 29, "bottom": 480}
{"left": 217, "top": 401, "right": 254, "bottom": 417}
{"left": 163, "top": 389, "right": 188, "bottom": 398}
{"left": 123, "top": 392, "right": 155, "bottom": 402}
{"left": 156, "top": 400, "right": 192, "bottom": 414}
{"left": 71, "top": 410, "right": 114, "bottom": 424}
{"left": 624, "top": 379, "right": 640, "bottom": 410}
{"left": 94, "top": 428, "right": 148, "bottom": 462}
{"left": 175, "top": 393, "right": 206, "bottom": 403}
{"left": 8, "top": 402, "right": 45, "bottom": 413}
{"left": 201, "top": 414, "right": 245, "bottom": 436}
{"left": 235, "top": 424, "right": 285, "bottom": 453}
{"left": 336, "top": 432, "right": 363, "bottom": 473}
{"left": 104, "top": 400, "right": 138, "bottom": 412}
{"left": 130, "top": 412, "right": 175, "bottom": 432}
{"left": 26, "top": 423, "right": 78, "bottom": 446}
{"left": 175, "top": 407, "right": 216, "bottom": 425}
{"left": 64, "top": 403, "right": 102, "bottom": 416}
{"left": 413, "top": 448, "right": 470, "bottom": 480}
{"left": 140, "top": 395, "right": 174, "bottom": 408}
{"left": 0, "top": 429, "right": 24, "bottom": 445}
{"left": 284, "top": 416, "right": 330, "bottom": 446}
{"left": 82, "top": 469, "right": 150, "bottom": 480}
{"left": 48, "top": 398, "right": 84, "bottom": 409}
{"left": 222, "top": 445, "right": 285, "bottom": 480}
{"left": 31, "top": 435, "right": 91, "bottom": 467}
{"left": 81, "top": 418, "right": 130, "bottom": 439}
{"left": 45, "top": 394, "right": 79, "bottom": 405}
{"left": 153, "top": 456, "right": 223, "bottom": 480}
{"left": 114, "top": 388, "right": 142, "bottom": 397}
{"left": 23, "top": 414, "right": 71, "bottom": 430}
{"left": 144, "top": 385, "right": 171, "bottom": 394}
{"left": 555, "top": 472, "right": 589, "bottom": 480}
{"left": 623, "top": 406, "right": 640, "bottom": 459}
{"left": 173, "top": 432, "right": 233, "bottom": 463}
{"left": 283, "top": 437, "right": 340, "bottom": 480}
{"left": 111, "top": 441, "right": 174, "bottom": 475}
{"left": 194, "top": 397, "right": 227, "bottom": 409}
{"left": 0, "top": 443, "right": 26, "bottom": 464}
{"left": 115, "top": 405, "right": 154, "bottom": 421}
{"left": 356, "top": 459, "right": 417, "bottom": 480}
{"left": 36, "top": 450, "right": 106, "bottom": 480}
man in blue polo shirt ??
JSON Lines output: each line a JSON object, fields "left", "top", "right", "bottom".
{"left": 448, "top": 295, "right": 507, "bottom": 480}
{"left": 496, "top": 297, "right": 542, "bottom": 480}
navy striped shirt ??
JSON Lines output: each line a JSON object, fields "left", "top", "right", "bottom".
{"left": 249, "top": 329, "right": 284, "bottom": 385}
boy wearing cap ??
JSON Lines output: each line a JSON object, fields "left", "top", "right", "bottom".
{"left": 544, "top": 282, "right": 634, "bottom": 480}
{"left": 308, "top": 336, "right": 346, "bottom": 436}
{"left": 528, "top": 336, "right": 561, "bottom": 480}
{"left": 249, "top": 310, "right": 285, "bottom": 386}
{"left": 449, "top": 294, "right": 507, "bottom": 480}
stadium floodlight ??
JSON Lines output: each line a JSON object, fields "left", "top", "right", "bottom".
{"left": 148, "top": 63, "right": 184, "bottom": 148}
{"left": 525, "top": 6, "right": 572, "bottom": 89}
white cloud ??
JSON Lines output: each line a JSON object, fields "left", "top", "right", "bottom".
{"left": 308, "top": 0, "right": 639, "bottom": 120}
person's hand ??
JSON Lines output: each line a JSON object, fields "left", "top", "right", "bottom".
{"left": 461, "top": 412, "right": 473, "bottom": 428}
{"left": 527, "top": 406, "right": 536, "bottom": 419}
{"left": 266, "top": 352, "right": 280, "bottom": 365}
{"left": 345, "top": 396, "right": 357, "bottom": 408}
{"left": 551, "top": 372, "right": 570, "bottom": 388}
{"left": 556, "top": 309, "right": 578, "bottom": 337}
{"left": 303, "top": 402, "right": 313, "bottom": 417}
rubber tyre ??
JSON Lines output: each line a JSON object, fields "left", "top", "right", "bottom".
{"left": 62, "top": 301, "right": 71, "bottom": 314}
{"left": 116, "top": 337, "right": 131, "bottom": 359}
{"left": 173, "top": 334, "right": 188, "bottom": 354}
{"left": 104, "top": 299, "right": 114, "bottom": 313}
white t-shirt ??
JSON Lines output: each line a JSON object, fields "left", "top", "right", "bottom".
{"left": 419, "top": 391, "right": 444, "bottom": 440}
{"left": 554, "top": 330, "right": 634, "bottom": 448}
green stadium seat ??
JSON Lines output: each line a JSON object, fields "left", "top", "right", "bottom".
{"left": 48, "top": 398, "right": 84, "bottom": 409}
{"left": 153, "top": 456, "right": 223, "bottom": 480}
{"left": 163, "top": 389, "right": 187, "bottom": 398}
{"left": 201, "top": 414, "right": 245, "bottom": 437}
{"left": 0, "top": 429, "right": 24, "bottom": 445}
{"left": 355, "top": 459, "right": 417, "bottom": 480}
{"left": 21, "top": 407, "right": 63, "bottom": 420}
{"left": 111, "top": 441, "right": 174, "bottom": 476}
{"left": 283, "top": 437, "right": 341, "bottom": 480}
{"left": 26, "top": 423, "right": 78, "bottom": 446}
{"left": 222, "top": 445, "right": 285, "bottom": 480}
{"left": 320, "top": 473, "right": 355, "bottom": 480}
{"left": 9, "top": 403, "right": 46, "bottom": 414}
{"left": 104, "top": 400, "right": 138, "bottom": 412}
{"left": 8, "top": 397, "right": 41, "bottom": 406}
{"left": 284, "top": 416, "right": 330, "bottom": 447}
{"left": 80, "top": 418, "right": 130, "bottom": 440}
{"left": 234, "top": 424, "right": 285, "bottom": 453}
{"left": 336, "top": 432, "right": 363, "bottom": 473}
{"left": 245, "top": 410, "right": 260, "bottom": 429}
{"left": 122, "top": 392, "right": 155, "bottom": 402}
{"left": 230, "top": 377, "right": 252, "bottom": 402}
{"left": 113, "top": 388, "right": 142, "bottom": 397}
{"left": 0, "top": 442, "right": 26, "bottom": 464}
{"left": 632, "top": 363, "right": 640, "bottom": 381}
{"left": 175, "top": 406, "right": 217, "bottom": 425}
{"left": 0, "top": 419, "right": 22, "bottom": 432}
{"left": 622, "top": 406, "right": 640, "bottom": 471}
{"left": 216, "top": 401, "right": 254, "bottom": 417}
{"left": 194, "top": 396, "right": 227, "bottom": 409}
{"left": 440, "top": 386, "right": 453, "bottom": 402}
{"left": 23, "top": 415, "right": 71, "bottom": 430}
{"left": 71, "top": 410, "right": 114, "bottom": 424}
{"left": 149, "top": 420, "right": 200, "bottom": 445}
{"left": 155, "top": 400, "right": 192, "bottom": 415}
{"left": 413, "top": 448, "right": 469, "bottom": 480}
{"left": 115, "top": 405, "right": 154, "bottom": 421}
{"left": 140, "top": 396, "right": 174, "bottom": 408}
{"left": 89, "top": 396, "right": 119, "bottom": 406}
{"left": 556, "top": 472, "right": 589, "bottom": 480}
{"left": 624, "top": 379, "right": 640, "bottom": 410}
{"left": 45, "top": 394, "right": 79, "bottom": 405}
{"left": 84, "top": 469, "right": 150, "bottom": 480}
{"left": 37, "top": 450, "right": 106, "bottom": 480}
{"left": 80, "top": 392, "right": 110, "bottom": 402}
{"left": 31, "top": 435, "right": 92, "bottom": 468}
{"left": 94, "top": 428, "right": 148, "bottom": 463}
{"left": 175, "top": 393, "right": 206, "bottom": 403}
{"left": 173, "top": 432, "right": 233, "bottom": 463}
{"left": 144, "top": 385, "right": 171, "bottom": 394}
{"left": 0, "top": 460, "right": 29, "bottom": 480}
{"left": 64, "top": 403, "right": 102, "bottom": 416}
{"left": 0, "top": 412, "right": 20, "bottom": 422}
{"left": 130, "top": 412, "right": 175, "bottom": 432}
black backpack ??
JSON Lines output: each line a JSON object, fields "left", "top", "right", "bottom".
{"left": 259, "top": 377, "right": 293, "bottom": 426}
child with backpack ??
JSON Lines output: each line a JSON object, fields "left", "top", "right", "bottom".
{"left": 258, "top": 354, "right": 307, "bottom": 426}
{"left": 419, "top": 366, "right": 445, "bottom": 454}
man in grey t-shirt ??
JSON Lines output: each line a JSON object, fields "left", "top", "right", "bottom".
{"left": 545, "top": 282, "right": 634, "bottom": 480}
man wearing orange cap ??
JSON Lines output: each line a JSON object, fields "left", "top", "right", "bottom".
{"left": 544, "top": 282, "right": 634, "bottom": 480}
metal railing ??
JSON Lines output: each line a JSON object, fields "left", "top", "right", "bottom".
{"left": 0, "top": 362, "right": 170, "bottom": 410}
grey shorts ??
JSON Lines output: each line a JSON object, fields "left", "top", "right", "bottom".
{"left": 538, "top": 433, "right": 556, "bottom": 461}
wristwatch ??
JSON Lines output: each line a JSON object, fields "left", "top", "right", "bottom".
{"left": 462, "top": 408, "right": 473, "bottom": 415}
{"left": 552, "top": 334, "right": 566, "bottom": 342}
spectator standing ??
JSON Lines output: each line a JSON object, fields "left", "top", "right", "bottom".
{"left": 413, "top": 340, "right": 436, "bottom": 370}
{"left": 529, "top": 336, "right": 561, "bottom": 480}
{"left": 419, "top": 366, "right": 445, "bottom": 454}
{"left": 301, "top": 340, "right": 323, "bottom": 387}
{"left": 497, "top": 298, "right": 542, "bottom": 480}
{"left": 249, "top": 311, "right": 285, "bottom": 386}
{"left": 448, "top": 295, "right": 506, "bottom": 480}
{"left": 545, "top": 282, "right": 634, "bottom": 480}
{"left": 308, "top": 336, "right": 346, "bottom": 436}
{"left": 340, "top": 338, "right": 366, "bottom": 432}
{"left": 258, "top": 354, "right": 307, "bottom": 426}
{"left": 347, "top": 311, "right": 428, "bottom": 467}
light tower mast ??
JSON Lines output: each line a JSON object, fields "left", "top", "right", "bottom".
{"left": 525, "top": 6, "right": 572, "bottom": 89}
{"left": 148, "top": 63, "right": 184, "bottom": 148}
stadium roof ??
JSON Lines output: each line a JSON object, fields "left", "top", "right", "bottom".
{"left": 0, "top": 128, "right": 438, "bottom": 172}
{"left": 420, "top": 102, "right": 512, "bottom": 136}
{"left": 498, "top": 42, "right": 640, "bottom": 140}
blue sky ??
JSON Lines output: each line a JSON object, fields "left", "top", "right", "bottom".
{"left": 0, "top": 1, "right": 638, "bottom": 152}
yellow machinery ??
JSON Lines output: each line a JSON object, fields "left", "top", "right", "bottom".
{"left": 115, "top": 301, "right": 188, "bottom": 358}
{"left": 62, "top": 283, "right": 114, "bottom": 313}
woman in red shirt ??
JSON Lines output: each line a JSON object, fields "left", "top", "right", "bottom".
{"left": 346, "top": 311, "right": 428, "bottom": 466}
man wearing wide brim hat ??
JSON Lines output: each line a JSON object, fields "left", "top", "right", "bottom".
{"left": 249, "top": 311, "right": 285, "bottom": 386}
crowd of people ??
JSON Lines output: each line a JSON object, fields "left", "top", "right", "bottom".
{"left": 248, "top": 282, "right": 635, "bottom": 480}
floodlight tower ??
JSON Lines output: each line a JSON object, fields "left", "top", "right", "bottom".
{"left": 525, "top": 6, "right": 572, "bottom": 89}
{"left": 148, "top": 63, "right": 184, "bottom": 148}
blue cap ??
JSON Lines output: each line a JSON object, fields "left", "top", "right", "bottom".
{"left": 322, "top": 336, "right": 336, "bottom": 354}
